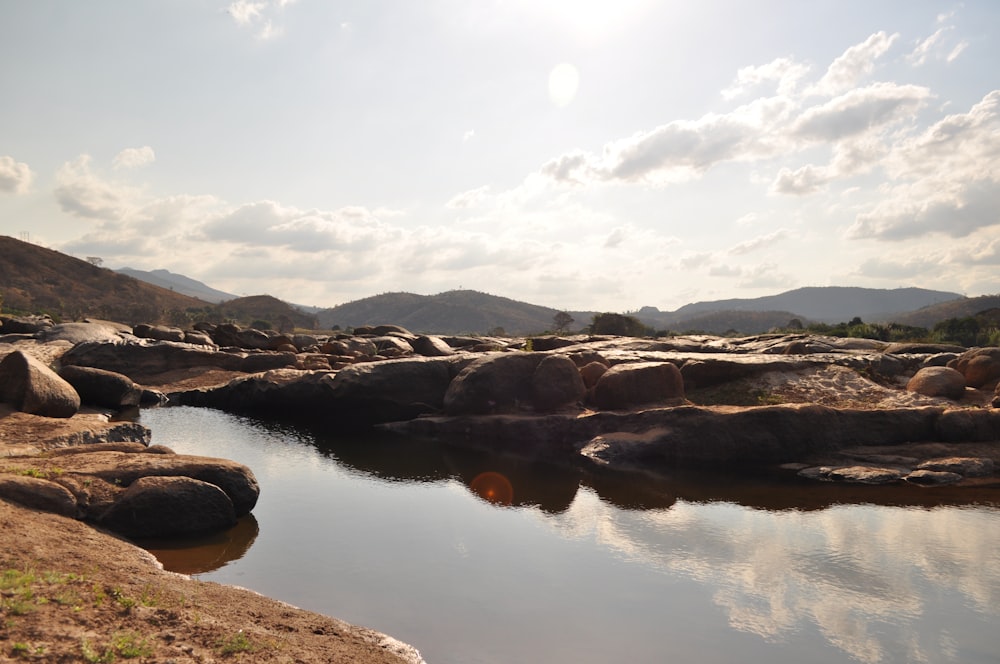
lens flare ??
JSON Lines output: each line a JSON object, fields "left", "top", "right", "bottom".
{"left": 469, "top": 471, "right": 514, "bottom": 506}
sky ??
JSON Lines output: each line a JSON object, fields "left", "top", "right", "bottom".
{"left": 1, "top": 1, "right": 999, "bottom": 312}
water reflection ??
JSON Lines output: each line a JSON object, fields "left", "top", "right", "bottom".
{"left": 138, "top": 514, "right": 259, "bottom": 574}
{"left": 139, "top": 407, "right": 1000, "bottom": 664}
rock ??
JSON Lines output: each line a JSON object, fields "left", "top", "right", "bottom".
{"left": 904, "top": 469, "right": 963, "bottom": 486}
{"left": 885, "top": 342, "right": 967, "bottom": 355}
{"left": 58, "top": 365, "right": 142, "bottom": 409}
{"left": 329, "top": 357, "right": 462, "bottom": 422}
{"left": 995, "top": 382, "right": 1000, "bottom": 408}
{"left": 797, "top": 466, "right": 834, "bottom": 480}
{"left": 591, "top": 362, "right": 685, "bottom": 410}
{"left": 0, "top": 350, "right": 80, "bottom": 418}
{"left": 37, "top": 322, "right": 122, "bottom": 345}
{"left": 183, "top": 330, "right": 216, "bottom": 347}
{"left": 530, "top": 336, "right": 579, "bottom": 351}
{"left": 444, "top": 354, "right": 545, "bottom": 415}
{"left": 240, "top": 351, "right": 298, "bottom": 373}
{"left": 679, "top": 356, "right": 803, "bottom": 390}
{"left": 234, "top": 328, "right": 271, "bottom": 350}
{"left": 826, "top": 466, "right": 904, "bottom": 484}
{"left": 920, "top": 353, "right": 959, "bottom": 368}
{"left": 1, "top": 314, "right": 54, "bottom": 334}
{"left": 949, "top": 347, "right": 1000, "bottom": 388}
{"left": 372, "top": 324, "right": 414, "bottom": 337}
{"left": 370, "top": 336, "right": 414, "bottom": 356}
{"left": 62, "top": 339, "right": 244, "bottom": 378}
{"left": 291, "top": 334, "right": 320, "bottom": 350}
{"left": 916, "top": 456, "right": 994, "bottom": 477}
{"left": 148, "top": 325, "right": 185, "bottom": 342}
{"left": 50, "top": 451, "right": 259, "bottom": 516}
{"left": 411, "top": 335, "right": 456, "bottom": 357}
{"left": 531, "top": 355, "right": 586, "bottom": 412}
{"left": 579, "top": 361, "right": 608, "bottom": 389}
{"left": 934, "top": 409, "right": 1000, "bottom": 441}
{"left": 0, "top": 474, "right": 78, "bottom": 517}
{"left": 906, "top": 366, "right": 966, "bottom": 400}
{"left": 100, "top": 475, "right": 237, "bottom": 538}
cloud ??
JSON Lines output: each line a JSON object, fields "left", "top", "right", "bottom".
{"left": 227, "top": 0, "right": 294, "bottom": 39}
{"left": 54, "top": 155, "right": 139, "bottom": 221}
{"left": 847, "top": 90, "right": 1000, "bottom": 240}
{"left": 112, "top": 146, "right": 155, "bottom": 170}
{"left": 728, "top": 229, "right": 791, "bottom": 255}
{"left": 809, "top": 31, "right": 899, "bottom": 96}
{"left": 721, "top": 57, "right": 811, "bottom": 100}
{"left": 0, "top": 156, "right": 34, "bottom": 194}
{"left": 737, "top": 262, "right": 793, "bottom": 289}
{"left": 793, "top": 83, "right": 931, "bottom": 142}
{"left": 446, "top": 185, "right": 491, "bottom": 209}
{"left": 771, "top": 165, "right": 830, "bottom": 195}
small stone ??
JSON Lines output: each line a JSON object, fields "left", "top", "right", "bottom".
{"left": 917, "top": 456, "right": 994, "bottom": 477}
{"left": 827, "top": 466, "right": 904, "bottom": 484}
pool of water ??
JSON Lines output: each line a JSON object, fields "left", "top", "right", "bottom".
{"left": 138, "top": 406, "right": 1000, "bottom": 664}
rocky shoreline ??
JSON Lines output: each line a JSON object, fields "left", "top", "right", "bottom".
{"left": 1, "top": 318, "right": 999, "bottom": 660}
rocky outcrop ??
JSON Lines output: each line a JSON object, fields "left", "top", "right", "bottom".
{"left": 0, "top": 350, "right": 80, "bottom": 417}
{"left": 444, "top": 354, "right": 546, "bottom": 415}
{"left": 58, "top": 365, "right": 143, "bottom": 409}
{"left": 62, "top": 338, "right": 245, "bottom": 377}
{"left": 0, "top": 443, "right": 260, "bottom": 538}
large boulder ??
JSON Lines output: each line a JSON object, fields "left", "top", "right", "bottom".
{"left": 591, "top": 362, "right": 685, "bottom": 410}
{"left": 100, "top": 475, "right": 237, "bottom": 538}
{"left": 58, "top": 365, "right": 142, "bottom": 409}
{"left": 411, "top": 335, "right": 456, "bottom": 357}
{"left": 443, "top": 353, "right": 545, "bottom": 415}
{"left": 949, "top": 347, "right": 1000, "bottom": 388}
{"left": 0, "top": 315, "right": 54, "bottom": 334}
{"left": 905, "top": 366, "right": 966, "bottom": 400}
{"left": 329, "top": 357, "right": 462, "bottom": 422}
{"left": 48, "top": 450, "right": 259, "bottom": 516}
{"left": 61, "top": 339, "right": 245, "bottom": 378}
{"left": 0, "top": 350, "right": 80, "bottom": 418}
{"left": 531, "top": 355, "right": 586, "bottom": 412}
{"left": 37, "top": 322, "right": 123, "bottom": 345}
{"left": 0, "top": 474, "right": 78, "bottom": 517}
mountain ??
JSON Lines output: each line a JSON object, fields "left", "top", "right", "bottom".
{"left": 117, "top": 267, "right": 237, "bottom": 303}
{"left": 317, "top": 290, "right": 593, "bottom": 335}
{"left": 638, "top": 287, "right": 964, "bottom": 330}
{"left": 0, "top": 236, "right": 211, "bottom": 323}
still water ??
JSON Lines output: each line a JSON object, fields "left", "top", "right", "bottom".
{"left": 138, "top": 406, "right": 1000, "bottom": 664}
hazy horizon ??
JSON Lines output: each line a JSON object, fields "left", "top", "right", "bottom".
{"left": 2, "top": 2, "right": 998, "bottom": 312}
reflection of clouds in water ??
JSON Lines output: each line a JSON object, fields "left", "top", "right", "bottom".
{"left": 548, "top": 490, "right": 1000, "bottom": 664}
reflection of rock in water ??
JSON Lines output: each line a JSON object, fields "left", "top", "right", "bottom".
{"left": 139, "top": 513, "right": 259, "bottom": 575}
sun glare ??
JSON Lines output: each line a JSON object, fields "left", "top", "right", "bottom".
{"left": 528, "top": 0, "right": 653, "bottom": 42}
{"left": 548, "top": 63, "right": 580, "bottom": 107}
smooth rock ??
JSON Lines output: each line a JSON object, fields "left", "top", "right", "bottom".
{"left": 58, "top": 365, "right": 142, "bottom": 409}
{"left": 100, "top": 475, "right": 236, "bottom": 538}
{"left": 0, "top": 350, "right": 80, "bottom": 418}
{"left": 916, "top": 456, "right": 994, "bottom": 477}
{"left": 0, "top": 475, "right": 78, "bottom": 517}
{"left": 591, "top": 362, "right": 684, "bottom": 410}
{"left": 906, "top": 366, "right": 966, "bottom": 400}
{"left": 826, "top": 466, "right": 904, "bottom": 484}
{"left": 904, "top": 469, "right": 963, "bottom": 486}
{"left": 530, "top": 354, "right": 586, "bottom": 412}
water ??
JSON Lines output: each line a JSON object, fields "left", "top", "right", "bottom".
{"left": 138, "top": 406, "right": 1000, "bottom": 664}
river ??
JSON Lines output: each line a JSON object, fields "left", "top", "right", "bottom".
{"left": 138, "top": 406, "right": 1000, "bottom": 664}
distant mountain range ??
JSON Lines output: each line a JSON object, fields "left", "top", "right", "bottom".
{"left": 116, "top": 267, "right": 237, "bottom": 303}
{"left": 1, "top": 235, "right": 995, "bottom": 335}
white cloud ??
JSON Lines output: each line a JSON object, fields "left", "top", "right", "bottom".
{"left": 771, "top": 165, "right": 830, "bottom": 195}
{"left": 0, "top": 156, "right": 34, "bottom": 194}
{"left": 112, "top": 146, "right": 155, "bottom": 170}
{"left": 809, "top": 31, "right": 899, "bottom": 96}
{"left": 793, "top": 83, "right": 931, "bottom": 142}
{"left": 728, "top": 229, "right": 791, "bottom": 255}
{"left": 721, "top": 57, "right": 810, "bottom": 100}
{"left": 847, "top": 90, "right": 1000, "bottom": 240}
{"left": 227, "top": 0, "right": 293, "bottom": 39}
{"left": 446, "top": 185, "right": 490, "bottom": 209}
{"left": 54, "top": 155, "right": 139, "bottom": 221}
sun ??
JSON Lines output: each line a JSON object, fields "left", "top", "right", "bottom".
{"left": 529, "top": 0, "right": 652, "bottom": 42}
{"left": 549, "top": 63, "right": 580, "bottom": 107}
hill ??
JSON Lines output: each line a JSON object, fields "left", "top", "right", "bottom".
{"left": 638, "top": 287, "right": 963, "bottom": 329}
{"left": 0, "top": 236, "right": 211, "bottom": 324}
{"left": 317, "top": 290, "right": 591, "bottom": 335}
{"left": 890, "top": 295, "right": 1000, "bottom": 328}
{"left": 214, "top": 295, "right": 318, "bottom": 331}
{"left": 116, "top": 267, "right": 237, "bottom": 303}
